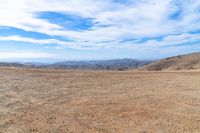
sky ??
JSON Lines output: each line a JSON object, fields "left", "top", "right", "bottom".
{"left": 0, "top": 0, "right": 200, "bottom": 62}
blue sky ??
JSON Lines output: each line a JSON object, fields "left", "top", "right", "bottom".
{"left": 0, "top": 0, "right": 200, "bottom": 62}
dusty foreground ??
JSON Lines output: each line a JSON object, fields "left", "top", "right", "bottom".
{"left": 0, "top": 67, "right": 200, "bottom": 133}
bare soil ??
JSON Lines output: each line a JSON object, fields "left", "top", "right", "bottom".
{"left": 0, "top": 67, "right": 200, "bottom": 133}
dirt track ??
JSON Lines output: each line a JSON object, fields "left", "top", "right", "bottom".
{"left": 0, "top": 67, "right": 200, "bottom": 133}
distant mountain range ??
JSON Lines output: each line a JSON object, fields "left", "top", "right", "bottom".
{"left": 46, "top": 59, "right": 152, "bottom": 70}
{"left": 1, "top": 52, "right": 199, "bottom": 71}
{"left": 0, "top": 62, "right": 24, "bottom": 67}
{"left": 0, "top": 59, "right": 152, "bottom": 70}
{"left": 139, "top": 52, "right": 200, "bottom": 71}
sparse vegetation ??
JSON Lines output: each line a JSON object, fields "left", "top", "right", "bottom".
{"left": 0, "top": 67, "right": 200, "bottom": 132}
{"left": 140, "top": 52, "right": 200, "bottom": 71}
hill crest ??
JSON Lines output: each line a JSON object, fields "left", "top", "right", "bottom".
{"left": 139, "top": 52, "right": 200, "bottom": 71}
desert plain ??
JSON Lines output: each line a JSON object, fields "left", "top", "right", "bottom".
{"left": 0, "top": 67, "right": 200, "bottom": 133}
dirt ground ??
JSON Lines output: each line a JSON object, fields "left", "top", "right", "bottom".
{"left": 0, "top": 67, "right": 200, "bottom": 133}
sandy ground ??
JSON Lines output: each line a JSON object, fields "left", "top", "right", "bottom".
{"left": 0, "top": 67, "right": 200, "bottom": 133}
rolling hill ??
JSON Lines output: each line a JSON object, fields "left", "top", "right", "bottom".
{"left": 139, "top": 52, "right": 200, "bottom": 71}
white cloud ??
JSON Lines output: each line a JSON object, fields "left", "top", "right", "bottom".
{"left": 0, "top": 36, "right": 67, "bottom": 45}
{"left": 121, "top": 33, "right": 200, "bottom": 49}
{"left": 0, "top": 52, "right": 56, "bottom": 59}
{"left": 0, "top": 35, "right": 110, "bottom": 49}
{"left": 0, "top": 0, "right": 199, "bottom": 50}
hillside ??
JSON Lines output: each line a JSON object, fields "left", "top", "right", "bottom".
{"left": 140, "top": 52, "right": 200, "bottom": 71}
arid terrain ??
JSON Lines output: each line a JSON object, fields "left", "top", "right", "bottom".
{"left": 140, "top": 52, "right": 200, "bottom": 71}
{"left": 0, "top": 67, "right": 200, "bottom": 133}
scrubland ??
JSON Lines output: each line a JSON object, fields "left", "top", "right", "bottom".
{"left": 0, "top": 67, "right": 200, "bottom": 133}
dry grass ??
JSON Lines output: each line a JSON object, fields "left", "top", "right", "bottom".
{"left": 140, "top": 52, "right": 200, "bottom": 71}
{"left": 0, "top": 67, "right": 200, "bottom": 133}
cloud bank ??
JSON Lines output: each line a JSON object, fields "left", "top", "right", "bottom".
{"left": 0, "top": 0, "right": 199, "bottom": 60}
